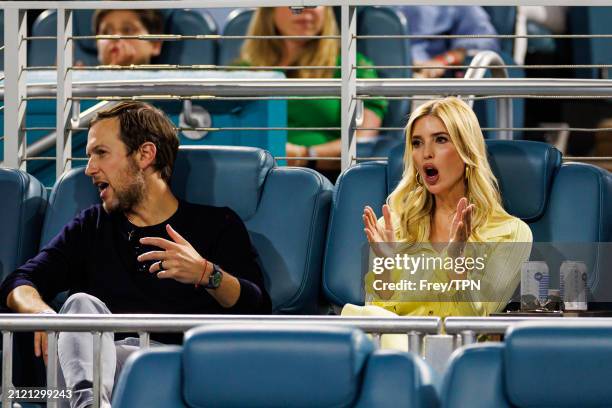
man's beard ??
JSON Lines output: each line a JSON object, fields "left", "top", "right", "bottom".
{"left": 103, "top": 158, "right": 146, "bottom": 214}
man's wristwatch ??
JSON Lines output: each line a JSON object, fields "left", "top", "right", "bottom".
{"left": 203, "top": 263, "right": 223, "bottom": 289}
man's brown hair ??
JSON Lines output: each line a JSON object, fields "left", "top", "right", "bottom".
{"left": 90, "top": 101, "right": 179, "bottom": 183}
{"left": 93, "top": 9, "right": 164, "bottom": 35}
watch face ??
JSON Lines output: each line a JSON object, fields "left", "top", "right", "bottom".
{"left": 210, "top": 268, "right": 222, "bottom": 288}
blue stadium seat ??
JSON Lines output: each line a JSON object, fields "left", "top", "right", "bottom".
{"left": 40, "top": 146, "right": 332, "bottom": 313}
{"left": 29, "top": 8, "right": 217, "bottom": 66}
{"left": 217, "top": 8, "right": 253, "bottom": 66}
{"left": 484, "top": 6, "right": 556, "bottom": 56}
{"left": 323, "top": 140, "right": 612, "bottom": 306}
{"left": 0, "top": 169, "right": 46, "bottom": 393}
{"left": 356, "top": 6, "right": 412, "bottom": 157}
{"left": 482, "top": 6, "right": 516, "bottom": 57}
{"left": 0, "top": 168, "right": 47, "bottom": 281}
{"left": 0, "top": 10, "right": 4, "bottom": 71}
{"left": 112, "top": 324, "right": 439, "bottom": 408}
{"left": 568, "top": 7, "right": 612, "bottom": 78}
{"left": 440, "top": 322, "right": 612, "bottom": 407}
{"left": 526, "top": 21, "right": 558, "bottom": 55}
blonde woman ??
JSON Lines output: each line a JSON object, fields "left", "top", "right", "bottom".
{"left": 345, "top": 97, "right": 532, "bottom": 323}
{"left": 239, "top": 7, "right": 387, "bottom": 181}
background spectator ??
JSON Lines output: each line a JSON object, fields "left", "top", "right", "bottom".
{"left": 239, "top": 7, "right": 387, "bottom": 181}
{"left": 93, "top": 9, "right": 164, "bottom": 66}
{"left": 398, "top": 6, "right": 500, "bottom": 78}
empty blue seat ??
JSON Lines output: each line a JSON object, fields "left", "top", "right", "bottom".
{"left": 323, "top": 140, "right": 612, "bottom": 306}
{"left": 29, "top": 8, "right": 217, "bottom": 66}
{"left": 441, "top": 322, "right": 612, "bottom": 407}
{"left": 0, "top": 10, "right": 4, "bottom": 71}
{"left": 0, "top": 168, "right": 46, "bottom": 392}
{"left": 568, "top": 7, "right": 612, "bottom": 78}
{"left": 40, "top": 146, "right": 332, "bottom": 313}
{"left": 217, "top": 8, "right": 253, "bottom": 66}
{"left": 483, "top": 6, "right": 557, "bottom": 56}
{"left": 0, "top": 168, "right": 47, "bottom": 282}
{"left": 482, "top": 6, "right": 516, "bottom": 57}
{"left": 112, "top": 324, "right": 438, "bottom": 408}
{"left": 356, "top": 6, "right": 412, "bottom": 157}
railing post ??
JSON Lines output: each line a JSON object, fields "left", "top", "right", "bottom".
{"left": 460, "top": 330, "right": 477, "bottom": 345}
{"left": 340, "top": 4, "right": 357, "bottom": 170}
{"left": 3, "top": 8, "right": 28, "bottom": 170}
{"left": 139, "top": 332, "right": 151, "bottom": 349}
{"left": 47, "top": 331, "right": 59, "bottom": 408}
{"left": 408, "top": 331, "right": 423, "bottom": 355}
{"left": 453, "top": 333, "right": 463, "bottom": 350}
{"left": 497, "top": 97, "right": 513, "bottom": 140}
{"left": 2, "top": 331, "right": 14, "bottom": 407}
{"left": 56, "top": 6, "right": 74, "bottom": 179}
{"left": 93, "top": 332, "right": 102, "bottom": 408}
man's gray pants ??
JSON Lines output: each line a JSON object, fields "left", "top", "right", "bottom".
{"left": 56, "top": 293, "right": 147, "bottom": 408}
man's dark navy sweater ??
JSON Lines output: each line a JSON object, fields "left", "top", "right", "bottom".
{"left": 0, "top": 200, "right": 272, "bottom": 325}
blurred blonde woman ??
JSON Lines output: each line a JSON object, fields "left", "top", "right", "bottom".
{"left": 344, "top": 97, "right": 532, "bottom": 329}
{"left": 239, "top": 7, "right": 387, "bottom": 181}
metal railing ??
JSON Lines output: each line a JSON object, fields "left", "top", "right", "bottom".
{"left": 0, "top": 313, "right": 440, "bottom": 408}
{"left": 9, "top": 75, "right": 612, "bottom": 167}
{"left": 2, "top": 1, "right": 611, "bottom": 175}
{"left": 3, "top": 313, "right": 612, "bottom": 407}
{"left": 445, "top": 316, "right": 612, "bottom": 344}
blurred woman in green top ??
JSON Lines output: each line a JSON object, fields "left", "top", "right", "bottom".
{"left": 240, "top": 7, "right": 387, "bottom": 181}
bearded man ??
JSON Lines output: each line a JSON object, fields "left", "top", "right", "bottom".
{"left": 0, "top": 101, "right": 271, "bottom": 408}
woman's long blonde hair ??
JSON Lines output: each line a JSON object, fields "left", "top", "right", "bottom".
{"left": 388, "top": 97, "right": 510, "bottom": 243}
{"left": 239, "top": 7, "right": 339, "bottom": 79}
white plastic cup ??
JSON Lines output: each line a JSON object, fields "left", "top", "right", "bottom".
{"left": 560, "top": 261, "right": 588, "bottom": 311}
{"left": 521, "top": 261, "right": 549, "bottom": 310}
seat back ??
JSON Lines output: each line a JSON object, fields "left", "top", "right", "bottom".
{"left": 482, "top": 6, "right": 516, "bottom": 56}
{"left": 568, "top": 7, "right": 612, "bottom": 78}
{"left": 439, "top": 343, "right": 510, "bottom": 408}
{"left": 113, "top": 324, "right": 438, "bottom": 408}
{"left": 218, "top": 8, "right": 253, "bottom": 66}
{"left": 29, "top": 9, "right": 217, "bottom": 66}
{"left": 0, "top": 169, "right": 47, "bottom": 282}
{"left": 504, "top": 323, "right": 612, "bottom": 406}
{"left": 29, "top": 9, "right": 98, "bottom": 67}
{"left": 158, "top": 9, "right": 217, "bottom": 65}
{"left": 485, "top": 140, "right": 561, "bottom": 224}
{"left": 487, "top": 141, "right": 612, "bottom": 305}
{"left": 323, "top": 140, "right": 612, "bottom": 306}
{"left": 356, "top": 7, "right": 411, "bottom": 142}
{"left": 41, "top": 146, "right": 332, "bottom": 313}
{"left": 205, "top": 8, "right": 234, "bottom": 32}
{"left": 0, "top": 10, "right": 4, "bottom": 71}
{"left": 442, "top": 322, "right": 612, "bottom": 407}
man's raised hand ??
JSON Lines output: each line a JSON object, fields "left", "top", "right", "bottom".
{"left": 138, "top": 224, "right": 212, "bottom": 285}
